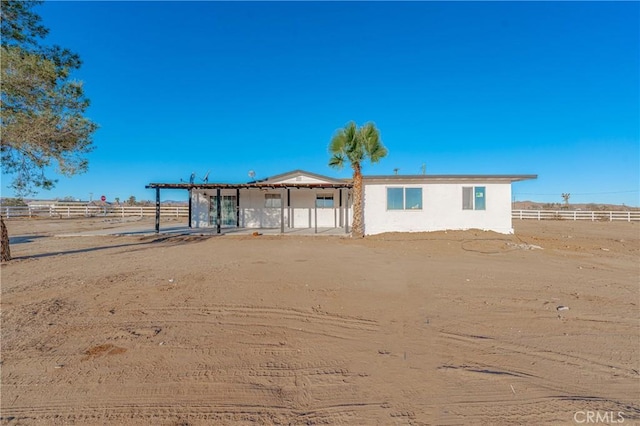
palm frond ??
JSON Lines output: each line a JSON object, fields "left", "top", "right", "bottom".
{"left": 361, "top": 122, "right": 387, "bottom": 164}
{"left": 361, "top": 123, "right": 379, "bottom": 145}
{"left": 328, "top": 153, "right": 345, "bottom": 169}
{"left": 345, "top": 140, "right": 364, "bottom": 163}
{"left": 328, "top": 120, "right": 387, "bottom": 168}
{"left": 329, "top": 130, "right": 346, "bottom": 155}
{"left": 368, "top": 144, "right": 387, "bottom": 164}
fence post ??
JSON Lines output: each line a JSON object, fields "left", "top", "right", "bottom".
{"left": 140, "top": 207, "right": 143, "bottom": 217}
{"left": 29, "top": 206, "right": 32, "bottom": 218}
{"left": 519, "top": 210, "right": 522, "bottom": 220}
{"left": 591, "top": 212, "right": 594, "bottom": 221}
{"left": 6, "top": 207, "right": 9, "bottom": 219}
{"left": 629, "top": 212, "right": 631, "bottom": 222}
{"left": 537, "top": 211, "right": 541, "bottom": 220}
{"left": 609, "top": 211, "right": 612, "bottom": 222}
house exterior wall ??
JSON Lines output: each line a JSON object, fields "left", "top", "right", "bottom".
{"left": 287, "top": 189, "right": 347, "bottom": 229}
{"left": 240, "top": 189, "right": 281, "bottom": 228}
{"left": 191, "top": 188, "right": 352, "bottom": 229}
{"left": 363, "top": 182, "right": 513, "bottom": 235}
{"left": 188, "top": 173, "right": 522, "bottom": 234}
{"left": 192, "top": 191, "right": 210, "bottom": 228}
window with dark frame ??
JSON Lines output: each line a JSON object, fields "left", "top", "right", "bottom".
{"left": 386, "top": 187, "right": 422, "bottom": 210}
{"left": 315, "top": 194, "right": 334, "bottom": 208}
{"left": 462, "top": 186, "right": 486, "bottom": 210}
{"left": 265, "top": 193, "right": 281, "bottom": 208}
{"left": 405, "top": 188, "right": 423, "bottom": 209}
{"left": 387, "top": 188, "right": 404, "bottom": 210}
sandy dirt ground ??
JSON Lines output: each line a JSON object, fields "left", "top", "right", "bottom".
{"left": 1, "top": 217, "right": 639, "bottom": 425}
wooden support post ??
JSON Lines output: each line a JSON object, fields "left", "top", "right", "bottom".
{"left": 188, "top": 189, "right": 192, "bottom": 228}
{"left": 314, "top": 202, "right": 318, "bottom": 234}
{"left": 339, "top": 189, "right": 343, "bottom": 227}
{"left": 216, "top": 188, "right": 221, "bottom": 234}
{"left": 280, "top": 189, "right": 285, "bottom": 234}
{"left": 236, "top": 188, "right": 240, "bottom": 227}
{"left": 287, "top": 188, "right": 291, "bottom": 228}
{"left": 344, "top": 190, "right": 350, "bottom": 234}
{"left": 155, "top": 187, "right": 160, "bottom": 233}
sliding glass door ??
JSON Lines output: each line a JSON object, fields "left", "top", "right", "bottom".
{"left": 209, "top": 195, "right": 237, "bottom": 227}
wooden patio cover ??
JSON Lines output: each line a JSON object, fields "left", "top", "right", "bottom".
{"left": 145, "top": 182, "right": 353, "bottom": 234}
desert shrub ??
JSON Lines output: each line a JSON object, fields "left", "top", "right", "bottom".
{"left": 0, "top": 198, "right": 27, "bottom": 207}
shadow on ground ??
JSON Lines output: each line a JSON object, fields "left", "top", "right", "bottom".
{"left": 9, "top": 235, "right": 214, "bottom": 261}
{"left": 8, "top": 235, "right": 48, "bottom": 245}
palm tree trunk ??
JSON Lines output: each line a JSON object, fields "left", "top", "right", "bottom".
{"left": 1, "top": 216, "right": 11, "bottom": 262}
{"left": 351, "top": 162, "right": 364, "bottom": 238}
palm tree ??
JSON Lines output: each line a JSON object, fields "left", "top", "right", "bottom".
{"left": 329, "top": 121, "right": 387, "bottom": 237}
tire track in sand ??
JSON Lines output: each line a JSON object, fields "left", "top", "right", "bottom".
{"left": 1, "top": 304, "right": 394, "bottom": 424}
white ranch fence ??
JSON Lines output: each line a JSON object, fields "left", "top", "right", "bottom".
{"left": 1, "top": 204, "right": 188, "bottom": 219}
{"left": 1, "top": 205, "right": 638, "bottom": 222}
{"left": 512, "top": 210, "right": 640, "bottom": 222}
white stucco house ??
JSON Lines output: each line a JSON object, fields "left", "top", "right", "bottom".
{"left": 147, "top": 169, "right": 536, "bottom": 235}
{"left": 190, "top": 170, "right": 350, "bottom": 231}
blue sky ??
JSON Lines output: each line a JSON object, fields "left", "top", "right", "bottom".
{"left": 2, "top": 1, "right": 639, "bottom": 205}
